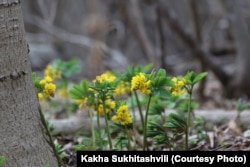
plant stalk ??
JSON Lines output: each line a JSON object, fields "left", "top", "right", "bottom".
{"left": 185, "top": 86, "right": 193, "bottom": 150}
{"left": 102, "top": 95, "right": 113, "bottom": 150}
{"left": 143, "top": 95, "right": 152, "bottom": 151}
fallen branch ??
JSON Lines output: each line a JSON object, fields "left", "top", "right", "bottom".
{"left": 49, "top": 109, "right": 250, "bottom": 134}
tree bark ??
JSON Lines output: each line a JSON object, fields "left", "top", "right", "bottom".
{"left": 0, "top": 1, "right": 59, "bottom": 166}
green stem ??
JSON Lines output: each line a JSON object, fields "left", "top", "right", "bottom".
{"left": 89, "top": 109, "right": 96, "bottom": 148}
{"left": 102, "top": 96, "right": 113, "bottom": 150}
{"left": 130, "top": 94, "right": 137, "bottom": 150}
{"left": 134, "top": 91, "right": 144, "bottom": 131}
{"left": 130, "top": 93, "right": 136, "bottom": 125}
{"left": 143, "top": 95, "right": 152, "bottom": 151}
{"left": 125, "top": 126, "right": 131, "bottom": 150}
{"left": 185, "top": 86, "right": 193, "bottom": 150}
{"left": 38, "top": 104, "right": 65, "bottom": 167}
{"left": 97, "top": 111, "right": 102, "bottom": 148}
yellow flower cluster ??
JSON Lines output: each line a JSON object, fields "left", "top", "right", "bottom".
{"left": 115, "top": 81, "right": 131, "bottom": 96}
{"left": 38, "top": 76, "right": 56, "bottom": 101}
{"left": 170, "top": 77, "right": 186, "bottom": 96}
{"left": 76, "top": 97, "right": 88, "bottom": 109}
{"left": 95, "top": 98, "right": 116, "bottom": 116}
{"left": 131, "top": 73, "right": 151, "bottom": 95}
{"left": 112, "top": 105, "right": 132, "bottom": 125}
{"left": 38, "top": 65, "right": 61, "bottom": 101}
{"left": 44, "top": 65, "right": 61, "bottom": 81}
{"left": 93, "top": 71, "right": 116, "bottom": 83}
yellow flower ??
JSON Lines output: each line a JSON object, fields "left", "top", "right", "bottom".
{"left": 96, "top": 104, "right": 104, "bottom": 115}
{"left": 112, "top": 105, "right": 132, "bottom": 125}
{"left": 43, "top": 83, "right": 56, "bottom": 97}
{"left": 39, "top": 79, "right": 46, "bottom": 85}
{"left": 170, "top": 87, "right": 186, "bottom": 96}
{"left": 106, "top": 98, "right": 116, "bottom": 109}
{"left": 172, "top": 77, "right": 186, "bottom": 87}
{"left": 38, "top": 93, "right": 45, "bottom": 101}
{"left": 170, "top": 77, "right": 186, "bottom": 96}
{"left": 39, "top": 75, "right": 53, "bottom": 86}
{"left": 44, "top": 76, "right": 53, "bottom": 83}
{"left": 44, "top": 65, "right": 61, "bottom": 80}
{"left": 131, "top": 73, "right": 151, "bottom": 95}
{"left": 93, "top": 71, "right": 116, "bottom": 83}
{"left": 115, "top": 81, "right": 131, "bottom": 96}
{"left": 96, "top": 98, "right": 116, "bottom": 116}
{"left": 76, "top": 97, "right": 88, "bottom": 109}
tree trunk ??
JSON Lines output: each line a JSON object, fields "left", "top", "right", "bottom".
{"left": 0, "top": 1, "right": 59, "bottom": 167}
{"left": 222, "top": 0, "right": 250, "bottom": 97}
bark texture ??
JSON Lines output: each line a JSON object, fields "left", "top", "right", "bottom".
{"left": 0, "top": 1, "right": 59, "bottom": 166}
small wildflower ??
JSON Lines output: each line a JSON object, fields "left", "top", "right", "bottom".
{"left": 106, "top": 98, "right": 116, "bottom": 109}
{"left": 39, "top": 79, "right": 46, "bottom": 85}
{"left": 131, "top": 73, "right": 151, "bottom": 95}
{"left": 76, "top": 97, "right": 88, "bottom": 109}
{"left": 37, "top": 75, "right": 57, "bottom": 100}
{"left": 96, "top": 98, "right": 116, "bottom": 116}
{"left": 44, "top": 65, "right": 61, "bottom": 80}
{"left": 172, "top": 77, "right": 186, "bottom": 87}
{"left": 170, "top": 77, "right": 186, "bottom": 96}
{"left": 93, "top": 71, "right": 116, "bottom": 83}
{"left": 44, "top": 76, "right": 53, "bottom": 83}
{"left": 112, "top": 105, "right": 133, "bottom": 125}
{"left": 43, "top": 83, "right": 56, "bottom": 97}
{"left": 115, "top": 81, "right": 131, "bottom": 96}
{"left": 38, "top": 93, "right": 45, "bottom": 101}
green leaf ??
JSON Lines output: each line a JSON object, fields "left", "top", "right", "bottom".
{"left": 147, "top": 121, "right": 165, "bottom": 133}
{"left": 164, "top": 121, "right": 181, "bottom": 128}
{"left": 153, "top": 76, "right": 167, "bottom": 87}
{"left": 193, "top": 72, "right": 208, "bottom": 84}
{"left": 114, "top": 136, "right": 128, "bottom": 149}
{"left": 185, "top": 71, "right": 207, "bottom": 85}
{"left": 169, "top": 112, "right": 186, "bottom": 124}
{"left": 0, "top": 156, "right": 5, "bottom": 166}
{"left": 164, "top": 112, "right": 186, "bottom": 130}
{"left": 185, "top": 71, "right": 196, "bottom": 84}
{"left": 54, "top": 58, "right": 81, "bottom": 79}
{"left": 234, "top": 98, "right": 250, "bottom": 112}
{"left": 149, "top": 103, "right": 165, "bottom": 115}
{"left": 42, "top": 165, "right": 51, "bottom": 167}
{"left": 69, "top": 80, "right": 90, "bottom": 99}
{"left": 69, "top": 89, "right": 83, "bottom": 99}
{"left": 177, "top": 100, "right": 198, "bottom": 113}
{"left": 156, "top": 68, "right": 167, "bottom": 77}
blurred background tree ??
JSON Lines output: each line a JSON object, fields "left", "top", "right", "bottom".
{"left": 21, "top": 0, "right": 250, "bottom": 99}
